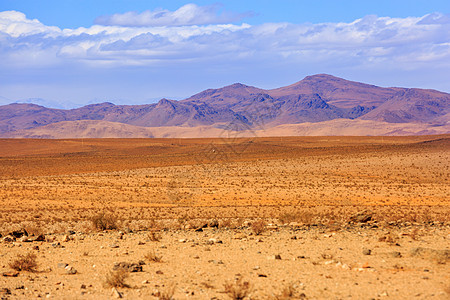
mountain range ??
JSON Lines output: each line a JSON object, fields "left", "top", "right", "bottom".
{"left": 1, "top": 74, "right": 449, "bottom": 138}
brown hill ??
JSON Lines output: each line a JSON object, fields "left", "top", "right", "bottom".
{"left": 3, "top": 119, "right": 449, "bottom": 139}
{"left": 1, "top": 74, "right": 449, "bottom": 137}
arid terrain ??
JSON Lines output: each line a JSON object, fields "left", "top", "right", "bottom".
{"left": 0, "top": 136, "right": 449, "bottom": 299}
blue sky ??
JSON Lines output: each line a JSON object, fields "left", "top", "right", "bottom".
{"left": 1, "top": 1, "right": 449, "bottom": 108}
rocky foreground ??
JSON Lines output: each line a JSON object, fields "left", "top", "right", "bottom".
{"left": 1, "top": 217, "right": 449, "bottom": 299}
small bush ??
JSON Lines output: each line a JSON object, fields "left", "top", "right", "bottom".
{"left": 144, "top": 250, "right": 162, "bottom": 263}
{"left": 251, "top": 219, "right": 266, "bottom": 235}
{"left": 9, "top": 253, "right": 38, "bottom": 272}
{"left": 105, "top": 269, "right": 129, "bottom": 288}
{"left": 91, "top": 212, "right": 118, "bottom": 231}
{"left": 224, "top": 278, "right": 252, "bottom": 299}
{"left": 158, "top": 283, "right": 176, "bottom": 300}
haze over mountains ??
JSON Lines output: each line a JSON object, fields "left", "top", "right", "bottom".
{"left": 1, "top": 74, "right": 449, "bottom": 138}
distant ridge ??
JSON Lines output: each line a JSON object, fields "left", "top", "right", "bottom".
{"left": 1, "top": 74, "right": 449, "bottom": 138}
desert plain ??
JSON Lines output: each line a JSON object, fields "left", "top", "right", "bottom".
{"left": 0, "top": 135, "right": 449, "bottom": 299}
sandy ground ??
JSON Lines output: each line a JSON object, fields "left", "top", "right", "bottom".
{"left": 0, "top": 136, "right": 449, "bottom": 299}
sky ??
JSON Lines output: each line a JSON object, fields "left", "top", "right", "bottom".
{"left": 1, "top": 1, "right": 449, "bottom": 108}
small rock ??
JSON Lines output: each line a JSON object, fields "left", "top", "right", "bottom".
{"left": 178, "top": 239, "right": 187, "bottom": 243}
{"left": 390, "top": 251, "right": 402, "bottom": 258}
{"left": 142, "top": 280, "right": 150, "bottom": 284}
{"left": 57, "top": 263, "right": 68, "bottom": 269}
{"left": 61, "top": 235, "right": 71, "bottom": 242}
{"left": 10, "top": 229, "right": 28, "bottom": 239}
{"left": 349, "top": 210, "right": 373, "bottom": 223}
{"left": 65, "top": 266, "right": 77, "bottom": 275}
{"left": 156, "top": 270, "right": 164, "bottom": 275}
{"left": 267, "top": 254, "right": 282, "bottom": 260}
{"left": 363, "top": 249, "right": 372, "bottom": 255}
{"left": 19, "top": 236, "right": 30, "bottom": 242}
{"left": 80, "top": 284, "right": 86, "bottom": 289}
{"left": 112, "top": 287, "right": 123, "bottom": 298}
{"left": 2, "top": 271, "right": 19, "bottom": 277}
{"left": 3, "top": 235, "right": 15, "bottom": 242}
{"left": 253, "top": 266, "right": 260, "bottom": 270}
{"left": 30, "top": 234, "right": 45, "bottom": 242}
{"left": 109, "top": 244, "right": 119, "bottom": 248}
{"left": 113, "top": 262, "right": 143, "bottom": 272}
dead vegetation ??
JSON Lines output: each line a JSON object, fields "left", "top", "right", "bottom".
{"left": 9, "top": 253, "right": 38, "bottom": 272}
{"left": 224, "top": 278, "right": 252, "bottom": 300}
{"left": 144, "top": 250, "right": 163, "bottom": 263}
{"left": 91, "top": 212, "right": 118, "bottom": 231}
{"left": 104, "top": 269, "right": 130, "bottom": 288}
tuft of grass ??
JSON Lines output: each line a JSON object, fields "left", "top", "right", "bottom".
{"left": 224, "top": 278, "right": 252, "bottom": 300}
{"left": 91, "top": 212, "right": 118, "bottom": 231}
{"left": 105, "top": 269, "right": 130, "bottom": 288}
{"left": 250, "top": 219, "right": 266, "bottom": 235}
{"left": 144, "top": 250, "right": 162, "bottom": 263}
{"left": 9, "top": 253, "right": 38, "bottom": 272}
{"left": 270, "top": 283, "right": 303, "bottom": 299}
{"left": 158, "top": 283, "right": 176, "bottom": 300}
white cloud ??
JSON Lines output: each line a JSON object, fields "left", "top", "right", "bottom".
{"left": 0, "top": 9, "right": 449, "bottom": 72}
{"left": 94, "top": 3, "right": 252, "bottom": 27}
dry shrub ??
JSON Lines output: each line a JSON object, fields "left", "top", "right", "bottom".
{"left": 91, "top": 212, "right": 118, "bottom": 231}
{"left": 224, "top": 278, "right": 252, "bottom": 299}
{"left": 270, "top": 283, "right": 303, "bottom": 299}
{"left": 105, "top": 269, "right": 129, "bottom": 288}
{"left": 219, "top": 218, "right": 233, "bottom": 229}
{"left": 278, "top": 211, "right": 315, "bottom": 225}
{"left": 251, "top": 219, "right": 266, "bottom": 235}
{"left": 158, "top": 283, "right": 176, "bottom": 300}
{"left": 9, "top": 253, "right": 38, "bottom": 272}
{"left": 144, "top": 250, "right": 162, "bottom": 263}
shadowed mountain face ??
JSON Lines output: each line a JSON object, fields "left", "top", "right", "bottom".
{"left": 0, "top": 74, "right": 449, "bottom": 137}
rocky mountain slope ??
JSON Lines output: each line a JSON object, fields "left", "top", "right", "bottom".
{"left": 1, "top": 74, "right": 449, "bottom": 138}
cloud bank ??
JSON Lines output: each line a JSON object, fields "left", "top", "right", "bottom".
{"left": 1, "top": 9, "right": 449, "bottom": 69}
{"left": 95, "top": 3, "right": 252, "bottom": 27}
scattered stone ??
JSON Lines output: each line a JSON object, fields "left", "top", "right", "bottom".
{"left": 51, "top": 242, "right": 64, "bottom": 248}
{"left": 0, "top": 288, "right": 11, "bottom": 295}
{"left": 112, "top": 287, "right": 123, "bottom": 298}
{"left": 61, "top": 235, "right": 71, "bottom": 242}
{"left": 30, "top": 234, "right": 45, "bottom": 242}
{"left": 65, "top": 266, "right": 77, "bottom": 275}
{"left": 267, "top": 254, "right": 282, "bottom": 260}
{"left": 9, "top": 229, "right": 28, "bottom": 239}
{"left": 363, "top": 249, "right": 372, "bottom": 255}
{"left": 2, "top": 271, "right": 19, "bottom": 277}
{"left": 390, "top": 251, "right": 402, "bottom": 258}
{"left": 349, "top": 210, "right": 373, "bottom": 223}
{"left": 32, "top": 245, "right": 39, "bottom": 250}
{"left": 208, "top": 219, "right": 219, "bottom": 228}
{"left": 19, "top": 236, "right": 30, "bottom": 242}
{"left": 3, "top": 235, "right": 15, "bottom": 242}
{"left": 113, "top": 262, "right": 143, "bottom": 272}
{"left": 57, "top": 263, "right": 68, "bottom": 269}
